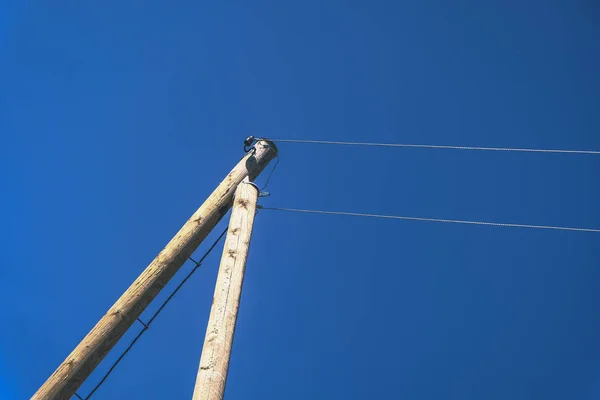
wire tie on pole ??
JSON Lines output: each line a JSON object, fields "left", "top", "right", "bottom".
{"left": 136, "top": 318, "right": 149, "bottom": 330}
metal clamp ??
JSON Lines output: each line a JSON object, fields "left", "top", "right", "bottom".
{"left": 242, "top": 180, "right": 270, "bottom": 198}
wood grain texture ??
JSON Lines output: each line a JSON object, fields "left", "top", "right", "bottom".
{"left": 32, "top": 141, "right": 277, "bottom": 400}
{"left": 192, "top": 178, "right": 258, "bottom": 400}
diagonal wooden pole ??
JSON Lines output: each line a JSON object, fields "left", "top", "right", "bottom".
{"left": 33, "top": 140, "right": 277, "bottom": 400}
{"left": 192, "top": 177, "right": 259, "bottom": 400}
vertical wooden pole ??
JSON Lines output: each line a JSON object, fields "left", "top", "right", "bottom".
{"left": 33, "top": 141, "right": 277, "bottom": 400}
{"left": 192, "top": 178, "right": 259, "bottom": 400}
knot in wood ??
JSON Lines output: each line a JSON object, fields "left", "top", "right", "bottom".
{"left": 237, "top": 198, "right": 250, "bottom": 209}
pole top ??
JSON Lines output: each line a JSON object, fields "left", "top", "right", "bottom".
{"left": 244, "top": 136, "right": 278, "bottom": 154}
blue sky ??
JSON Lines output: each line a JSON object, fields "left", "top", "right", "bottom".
{"left": 1, "top": 1, "right": 599, "bottom": 399}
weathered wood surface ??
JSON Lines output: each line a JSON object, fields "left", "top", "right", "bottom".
{"left": 192, "top": 178, "right": 258, "bottom": 400}
{"left": 32, "top": 141, "right": 277, "bottom": 400}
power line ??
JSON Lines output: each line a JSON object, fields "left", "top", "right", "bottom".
{"left": 263, "top": 138, "right": 600, "bottom": 155}
{"left": 77, "top": 227, "right": 228, "bottom": 400}
{"left": 259, "top": 206, "right": 600, "bottom": 233}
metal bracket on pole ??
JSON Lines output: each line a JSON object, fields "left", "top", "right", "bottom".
{"left": 243, "top": 180, "right": 270, "bottom": 198}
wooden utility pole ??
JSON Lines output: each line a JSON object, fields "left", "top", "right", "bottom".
{"left": 33, "top": 140, "right": 277, "bottom": 400}
{"left": 192, "top": 178, "right": 258, "bottom": 400}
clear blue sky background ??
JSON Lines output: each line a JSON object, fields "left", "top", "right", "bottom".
{"left": 1, "top": 1, "right": 599, "bottom": 399}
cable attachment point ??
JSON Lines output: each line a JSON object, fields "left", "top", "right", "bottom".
{"left": 244, "top": 135, "right": 256, "bottom": 152}
{"left": 241, "top": 181, "right": 270, "bottom": 197}
{"left": 242, "top": 180, "right": 270, "bottom": 197}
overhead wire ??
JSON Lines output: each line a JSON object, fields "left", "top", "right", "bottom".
{"left": 262, "top": 138, "right": 600, "bottom": 155}
{"left": 259, "top": 206, "right": 600, "bottom": 233}
{"left": 254, "top": 137, "right": 598, "bottom": 233}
